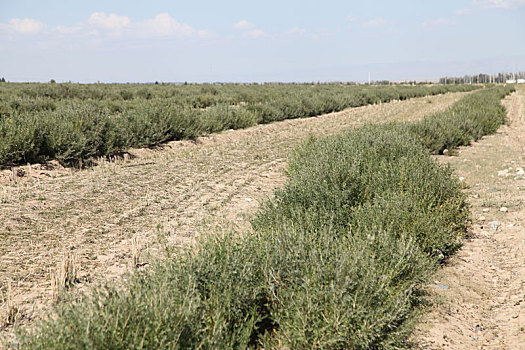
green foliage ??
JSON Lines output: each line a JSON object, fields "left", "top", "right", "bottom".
{"left": 257, "top": 223, "right": 430, "bottom": 349}
{"left": 0, "top": 83, "right": 478, "bottom": 166}
{"left": 407, "top": 86, "right": 512, "bottom": 154}
{"left": 17, "top": 235, "right": 268, "bottom": 349}
{"left": 254, "top": 124, "right": 468, "bottom": 256}
{"left": 13, "top": 86, "right": 513, "bottom": 349}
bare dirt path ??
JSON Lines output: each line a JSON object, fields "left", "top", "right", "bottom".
{"left": 415, "top": 86, "right": 525, "bottom": 349}
{"left": 0, "top": 91, "right": 467, "bottom": 334}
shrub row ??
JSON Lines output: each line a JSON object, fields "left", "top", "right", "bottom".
{"left": 407, "top": 86, "right": 510, "bottom": 154}
{"left": 15, "top": 86, "right": 513, "bottom": 349}
{"left": 0, "top": 82, "right": 476, "bottom": 105}
{"left": 0, "top": 84, "right": 478, "bottom": 166}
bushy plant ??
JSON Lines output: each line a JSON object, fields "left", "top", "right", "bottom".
{"left": 254, "top": 124, "right": 468, "bottom": 256}
{"left": 0, "top": 83, "right": 480, "bottom": 166}
{"left": 408, "top": 86, "right": 512, "bottom": 154}
{"left": 16, "top": 86, "right": 515, "bottom": 349}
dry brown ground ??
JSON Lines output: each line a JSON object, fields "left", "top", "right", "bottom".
{"left": 0, "top": 91, "right": 467, "bottom": 336}
{"left": 415, "top": 85, "right": 525, "bottom": 349}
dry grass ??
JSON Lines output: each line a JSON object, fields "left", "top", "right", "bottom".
{"left": 50, "top": 252, "right": 80, "bottom": 301}
{"left": 129, "top": 236, "right": 146, "bottom": 269}
{"left": 0, "top": 91, "right": 470, "bottom": 335}
{"left": 0, "top": 282, "right": 18, "bottom": 331}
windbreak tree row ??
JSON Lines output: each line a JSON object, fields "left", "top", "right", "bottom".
{"left": 15, "top": 85, "right": 514, "bottom": 349}
{"left": 0, "top": 83, "right": 478, "bottom": 166}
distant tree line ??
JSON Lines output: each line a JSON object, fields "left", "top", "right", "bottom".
{"left": 440, "top": 71, "right": 525, "bottom": 84}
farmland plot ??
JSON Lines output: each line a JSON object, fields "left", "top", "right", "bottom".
{"left": 9, "top": 86, "right": 514, "bottom": 349}
{"left": 0, "top": 90, "right": 469, "bottom": 341}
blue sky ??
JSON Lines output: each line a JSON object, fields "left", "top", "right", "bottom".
{"left": 1, "top": 0, "right": 524, "bottom": 82}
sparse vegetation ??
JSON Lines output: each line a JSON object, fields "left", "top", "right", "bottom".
{"left": 0, "top": 83, "right": 478, "bottom": 166}
{"left": 13, "top": 86, "right": 514, "bottom": 349}
{"left": 1, "top": 282, "right": 18, "bottom": 331}
{"left": 50, "top": 252, "right": 81, "bottom": 301}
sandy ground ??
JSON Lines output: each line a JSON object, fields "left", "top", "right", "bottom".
{"left": 0, "top": 91, "right": 468, "bottom": 337}
{"left": 415, "top": 85, "right": 525, "bottom": 349}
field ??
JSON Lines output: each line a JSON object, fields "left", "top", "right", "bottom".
{"left": 0, "top": 83, "right": 476, "bottom": 166}
{"left": 0, "top": 83, "right": 519, "bottom": 348}
{"left": 415, "top": 86, "right": 525, "bottom": 349}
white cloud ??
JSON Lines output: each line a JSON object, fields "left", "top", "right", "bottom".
{"left": 197, "top": 30, "right": 215, "bottom": 39}
{"left": 0, "top": 18, "right": 47, "bottom": 34}
{"left": 233, "top": 20, "right": 267, "bottom": 39}
{"left": 0, "top": 12, "right": 211, "bottom": 47}
{"left": 362, "top": 18, "right": 387, "bottom": 28}
{"left": 242, "top": 29, "right": 267, "bottom": 39}
{"left": 55, "top": 25, "right": 81, "bottom": 34}
{"left": 287, "top": 27, "right": 306, "bottom": 35}
{"left": 473, "top": 0, "right": 525, "bottom": 8}
{"left": 69, "top": 12, "right": 198, "bottom": 38}
{"left": 233, "top": 20, "right": 254, "bottom": 30}
{"left": 421, "top": 18, "right": 455, "bottom": 27}
{"left": 454, "top": 8, "right": 474, "bottom": 15}
{"left": 138, "top": 13, "right": 195, "bottom": 36}
{"left": 345, "top": 15, "right": 359, "bottom": 22}
{"left": 88, "top": 12, "right": 130, "bottom": 30}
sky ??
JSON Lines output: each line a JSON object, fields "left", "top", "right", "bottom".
{"left": 0, "top": 0, "right": 524, "bottom": 83}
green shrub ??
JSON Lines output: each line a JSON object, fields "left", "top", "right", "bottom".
{"left": 0, "top": 111, "right": 47, "bottom": 164}
{"left": 254, "top": 124, "right": 468, "bottom": 256}
{"left": 408, "top": 86, "right": 511, "bottom": 154}
{"left": 16, "top": 234, "right": 268, "bottom": 349}
{"left": 257, "top": 222, "right": 431, "bottom": 349}
{"left": 12, "top": 85, "right": 513, "bottom": 349}
{"left": 197, "top": 105, "right": 257, "bottom": 133}
{"left": 0, "top": 83, "right": 480, "bottom": 166}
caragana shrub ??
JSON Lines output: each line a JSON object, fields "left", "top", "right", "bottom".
{"left": 15, "top": 86, "right": 513, "bottom": 349}
{"left": 253, "top": 124, "right": 469, "bottom": 256}
{"left": 0, "top": 83, "right": 478, "bottom": 166}
{"left": 407, "top": 86, "right": 511, "bottom": 154}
